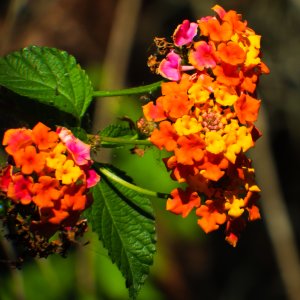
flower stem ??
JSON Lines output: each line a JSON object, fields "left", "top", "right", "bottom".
{"left": 99, "top": 167, "right": 169, "bottom": 199}
{"left": 99, "top": 136, "right": 152, "bottom": 146}
{"left": 93, "top": 81, "right": 162, "bottom": 98}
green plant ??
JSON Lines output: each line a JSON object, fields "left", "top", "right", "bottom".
{"left": 0, "top": 5, "right": 269, "bottom": 299}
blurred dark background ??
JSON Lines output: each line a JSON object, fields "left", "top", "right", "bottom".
{"left": 0, "top": 0, "right": 299, "bottom": 299}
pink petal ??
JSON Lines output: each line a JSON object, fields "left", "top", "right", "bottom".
{"left": 212, "top": 5, "right": 226, "bottom": 19}
{"left": 158, "top": 50, "right": 182, "bottom": 81}
{"left": 142, "top": 100, "right": 167, "bottom": 122}
{"left": 57, "top": 127, "right": 91, "bottom": 166}
{"left": 3, "top": 128, "right": 32, "bottom": 155}
{"left": 85, "top": 169, "right": 100, "bottom": 188}
{"left": 9, "top": 175, "right": 33, "bottom": 204}
{"left": 199, "top": 16, "right": 213, "bottom": 22}
{"left": 173, "top": 20, "right": 198, "bottom": 47}
{"left": 65, "top": 138, "right": 91, "bottom": 166}
{"left": 0, "top": 165, "right": 12, "bottom": 192}
{"left": 57, "top": 127, "right": 73, "bottom": 144}
{"left": 189, "top": 41, "right": 218, "bottom": 70}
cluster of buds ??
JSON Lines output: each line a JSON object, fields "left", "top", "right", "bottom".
{"left": 0, "top": 122, "right": 100, "bottom": 258}
{"left": 143, "top": 5, "right": 269, "bottom": 246}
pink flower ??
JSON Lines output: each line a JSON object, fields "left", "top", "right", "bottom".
{"left": 158, "top": 50, "right": 182, "bottom": 81}
{"left": 7, "top": 174, "right": 33, "bottom": 204}
{"left": 85, "top": 169, "right": 100, "bottom": 188}
{"left": 57, "top": 127, "right": 91, "bottom": 166}
{"left": 57, "top": 127, "right": 73, "bottom": 144}
{"left": 65, "top": 138, "right": 91, "bottom": 166}
{"left": 189, "top": 41, "right": 218, "bottom": 70}
{"left": 2, "top": 128, "right": 32, "bottom": 155}
{"left": 173, "top": 20, "right": 198, "bottom": 47}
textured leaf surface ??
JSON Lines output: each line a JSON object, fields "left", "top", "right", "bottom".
{"left": 99, "top": 123, "right": 137, "bottom": 147}
{"left": 0, "top": 46, "right": 93, "bottom": 119}
{"left": 88, "top": 172, "right": 156, "bottom": 299}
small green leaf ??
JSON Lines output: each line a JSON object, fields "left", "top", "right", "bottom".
{"left": 0, "top": 46, "right": 93, "bottom": 120}
{"left": 99, "top": 122, "right": 137, "bottom": 148}
{"left": 69, "top": 127, "right": 89, "bottom": 143}
{"left": 87, "top": 171, "right": 156, "bottom": 299}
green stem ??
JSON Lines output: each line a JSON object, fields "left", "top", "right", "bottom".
{"left": 99, "top": 167, "right": 169, "bottom": 199}
{"left": 99, "top": 136, "right": 152, "bottom": 146}
{"left": 93, "top": 81, "right": 162, "bottom": 98}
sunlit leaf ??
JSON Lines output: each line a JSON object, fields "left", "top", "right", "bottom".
{"left": 0, "top": 46, "right": 93, "bottom": 120}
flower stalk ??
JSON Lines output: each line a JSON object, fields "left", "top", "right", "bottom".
{"left": 98, "top": 166, "right": 169, "bottom": 199}
{"left": 93, "top": 81, "right": 163, "bottom": 98}
{"left": 99, "top": 136, "right": 152, "bottom": 146}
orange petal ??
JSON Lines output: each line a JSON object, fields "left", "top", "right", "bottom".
{"left": 32, "top": 122, "right": 58, "bottom": 150}
{"left": 234, "top": 94, "right": 261, "bottom": 124}
{"left": 217, "top": 42, "right": 246, "bottom": 65}
{"left": 150, "top": 121, "right": 178, "bottom": 151}
{"left": 166, "top": 188, "right": 201, "bottom": 218}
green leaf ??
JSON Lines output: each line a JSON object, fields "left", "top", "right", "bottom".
{"left": 99, "top": 122, "right": 137, "bottom": 148}
{"left": 0, "top": 46, "right": 93, "bottom": 120}
{"left": 87, "top": 171, "right": 156, "bottom": 299}
{"left": 69, "top": 127, "right": 89, "bottom": 143}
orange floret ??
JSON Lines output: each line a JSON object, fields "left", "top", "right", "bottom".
{"left": 198, "top": 18, "right": 233, "bottom": 42}
{"left": 40, "top": 206, "right": 69, "bottom": 225}
{"left": 32, "top": 122, "right": 58, "bottom": 150}
{"left": 240, "top": 74, "right": 257, "bottom": 93}
{"left": 213, "top": 63, "right": 242, "bottom": 87}
{"left": 161, "top": 73, "right": 193, "bottom": 95}
{"left": 7, "top": 174, "right": 34, "bottom": 205}
{"left": 166, "top": 188, "right": 201, "bottom": 217}
{"left": 217, "top": 42, "right": 246, "bottom": 65}
{"left": 61, "top": 186, "right": 87, "bottom": 211}
{"left": 142, "top": 98, "right": 166, "bottom": 122}
{"left": 197, "top": 152, "right": 228, "bottom": 181}
{"left": 2, "top": 128, "right": 32, "bottom": 155}
{"left": 150, "top": 121, "right": 178, "bottom": 151}
{"left": 175, "top": 134, "right": 205, "bottom": 165}
{"left": 164, "top": 155, "right": 199, "bottom": 183}
{"left": 244, "top": 191, "right": 261, "bottom": 221}
{"left": 13, "top": 145, "right": 46, "bottom": 175}
{"left": 223, "top": 10, "right": 247, "bottom": 34}
{"left": 234, "top": 94, "right": 261, "bottom": 124}
{"left": 162, "top": 93, "right": 193, "bottom": 120}
{"left": 32, "top": 176, "right": 61, "bottom": 208}
{"left": 196, "top": 199, "right": 227, "bottom": 233}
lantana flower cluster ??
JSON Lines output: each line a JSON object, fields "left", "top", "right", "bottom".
{"left": 0, "top": 122, "right": 99, "bottom": 238}
{"left": 143, "top": 5, "right": 269, "bottom": 246}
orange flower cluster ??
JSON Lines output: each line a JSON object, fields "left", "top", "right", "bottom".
{"left": 143, "top": 5, "right": 269, "bottom": 246}
{"left": 0, "top": 122, "right": 99, "bottom": 236}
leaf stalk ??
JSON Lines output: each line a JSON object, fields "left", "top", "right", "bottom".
{"left": 93, "top": 81, "right": 162, "bottom": 97}
{"left": 99, "top": 167, "right": 169, "bottom": 199}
